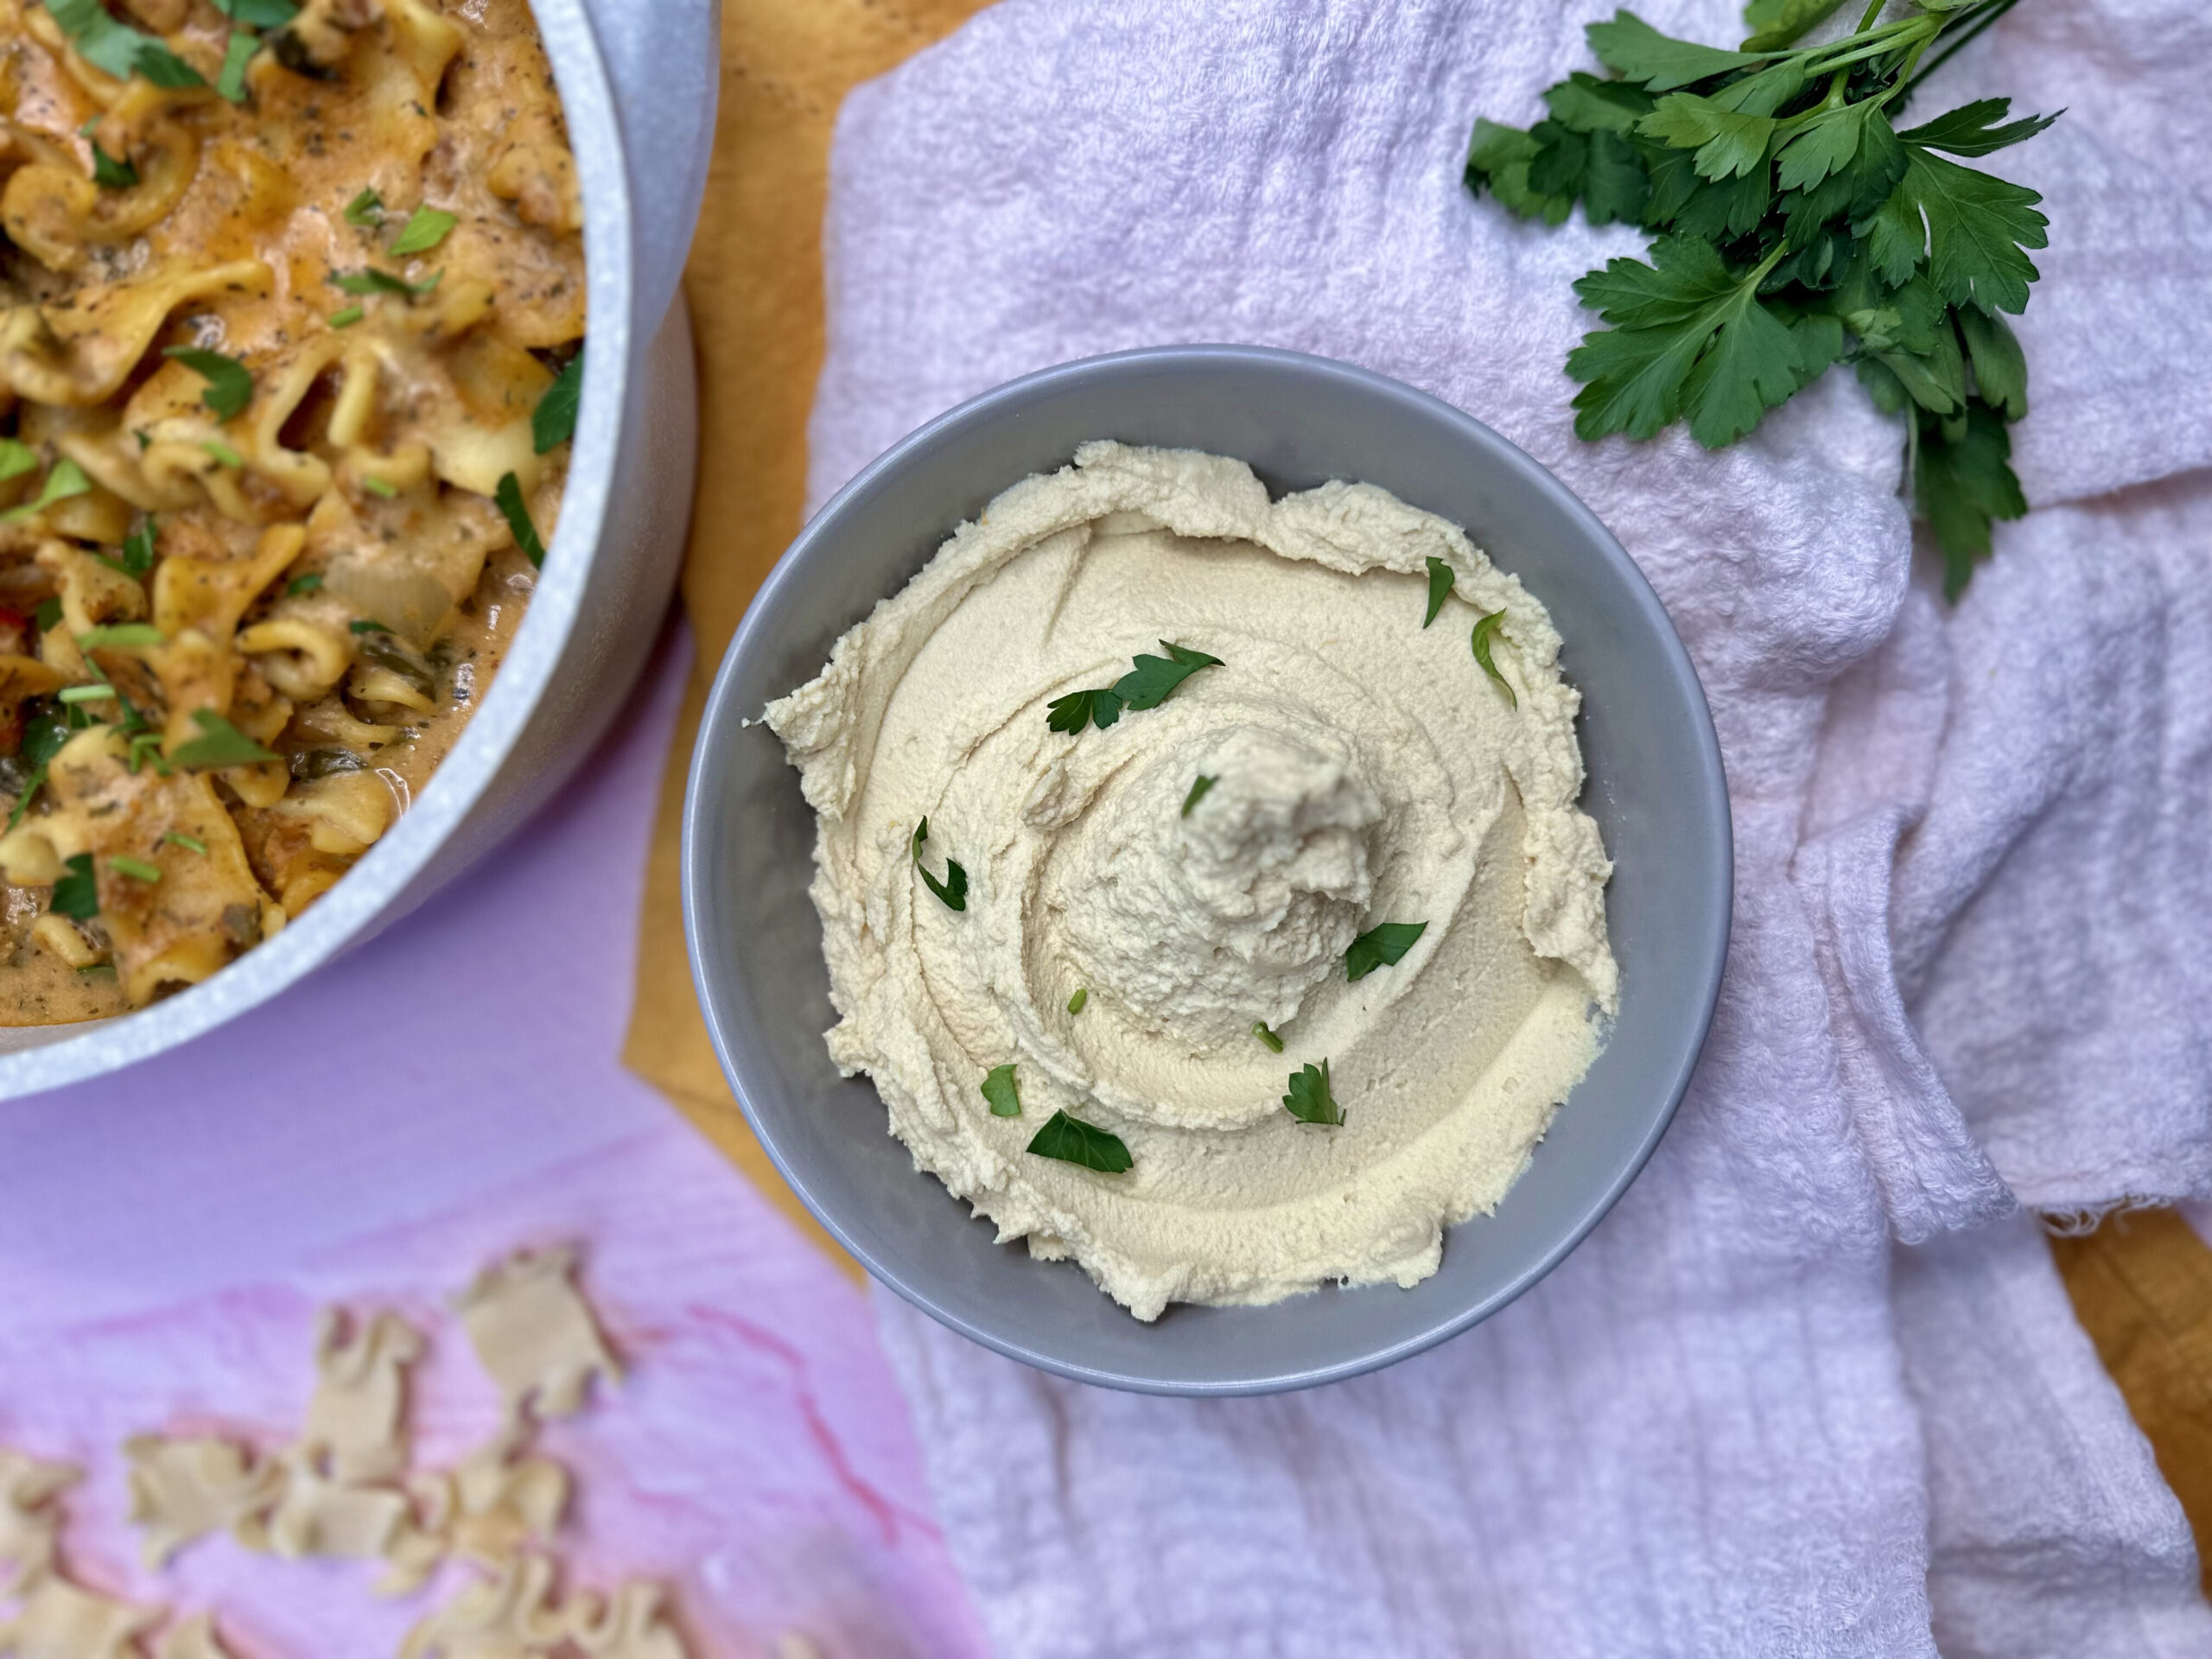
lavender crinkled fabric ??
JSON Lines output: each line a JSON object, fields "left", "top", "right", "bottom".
{"left": 804, "top": 2, "right": 2212, "bottom": 1653}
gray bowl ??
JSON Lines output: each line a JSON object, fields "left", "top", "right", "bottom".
{"left": 683, "top": 346, "right": 1732, "bottom": 1395}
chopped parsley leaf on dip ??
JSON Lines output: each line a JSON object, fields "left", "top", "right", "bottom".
{"left": 766, "top": 442, "right": 1617, "bottom": 1320}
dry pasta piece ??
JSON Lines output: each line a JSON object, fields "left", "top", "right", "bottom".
{"left": 0, "top": 1450, "right": 78, "bottom": 1597}
{"left": 454, "top": 1247, "right": 620, "bottom": 1421}
{"left": 122, "top": 1437, "right": 283, "bottom": 1569}
{"left": 0, "top": 1574, "right": 160, "bottom": 1659}
{"left": 297, "top": 1307, "right": 425, "bottom": 1484}
{"left": 249, "top": 1452, "right": 410, "bottom": 1562}
{"left": 412, "top": 1427, "right": 568, "bottom": 1573}
{"left": 400, "top": 1553, "right": 569, "bottom": 1659}
{"left": 566, "top": 1582, "right": 690, "bottom": 1659}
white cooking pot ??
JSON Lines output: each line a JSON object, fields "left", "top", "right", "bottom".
{"left": 0, "top": 0, "right": 715, "bottom": 1094}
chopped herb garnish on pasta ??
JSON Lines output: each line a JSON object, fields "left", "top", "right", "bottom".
{"left": 215, "top": 30, "right": 255, "bottom": 103}
{"left": 78, "top": 623, "right": 162, "bottom": 649}
{"left": 211, "top": 0, "right": 300, "bottom": 26}
{"left": 342, "top": 188, "right": 385, "bottom": 227}
{"left": 1, "top": 460, "right": 89, "bottom": 524}
{"left": 47, "top": 0, "right": 207, "bottom": 89}
{"left": 286, "top": 572, "right": 323, "bottom": 595}
{"left": 164, "top": 831, "right": 207, "bottom": 855}
{"left": 495, "top": 471, "right": 545, "bottom": 567}
{"left": 361, "top": 476, "right": 397, "bottom": 499}
{"left": 110, "top": 855, "right": 161, "bottom": 884}
{"left": 170, "top": 359, "right": 252, "bottom": 429}
{"left": 981, "top": 1064, "right": 1022, "bottom": 1117}
{"left": 349, "top": 619, "right": 393, "bottom": 635}
{"left": 33, "top": 599, "right": 60, "bottom": 633}
{"left": 90, "top": 142, "right": 137, "bottom": 189}
{"left": 57, "top": 685, "right": 116, "bottom": 705}
{"left": 0, "top": 441, "right": 37, "bottom": 483}
{"left": 1344, "top": 920, "right": 1427, "bottom": 982}
{"left": 1026, "top": 1110, "right": 1134, "bottom": 1173}
{"left": 170, "top": 709, "right": 278, "bottom": 770}
{"left": 534, "top": 347, "right": 584, "bottom": 454}
{"left": 389, "top": 207, "right": 457, "bottom": 256}
{"left": 202, "top": 440, "right": 245, "bottom": 469}
{"left": 162, "top": 346, "right": 253, "bottom": 421}
{"left": 121, "top": 519, "right": 156, "bottom": 575}
{"left": 1181, "top": 774, "right": 1217, "bottom": 817}
{"left": 50, "top": 853, "right": 97, "bottom": 921}
{"left": 332, "top": 266, "right": 441, "bottom": 298}
{"left": 328, "top": 305, "right": 365, "bottom": 328}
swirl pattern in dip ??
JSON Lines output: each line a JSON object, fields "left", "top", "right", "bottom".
{"left": 767, "top": 442, "right": 1616, "bottom": 1319}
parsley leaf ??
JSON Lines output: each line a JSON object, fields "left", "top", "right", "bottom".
{"left": 119, "top": 518, "right": 155, "bottom": 575}
{"left": 170, "top": 709, "right": 278, "bottom": 769}
{"left": 287, "top": 572, "right": 323, "bottom": 595}
{"left": 211, "top": 0, "right": 300, "bottom": 24}
{"left": 494, "top": 472, "right": 544, "bottom": 567}
{"left": 1868, "top": 145, "right": 2048, "bottom": 315}
{"left": 1026, "top": 1110, "right": 1133, "bottom": 1173}
{"left": 389, "top": 206, "right": 456, "bottom": 256}
{"left": 1422, "top": 556, "right": 1456, "bottom": 626}
{"left": 1111, "top": 641, "right": 1222, "bottom": 710}
{"left": 331, "top": 266, "right": 442, "bottom": 298}
{"left": 1471, "top": 610, "right": 1516, "bottom": 708}
{"left": 1586, "top": 10, "right": 1765, "bottom": 91}
{"left": 50, "top": 852, "right": 97, "bottom": 921}
{"left": 1281, "top": 1059, "right": 1344, "bottom": 1127}
{"left": 343, "top": 188, "right": 385, "bottom": 228}
{"left": 533, "top": 347, "right": 584, "bottom": 454}
{"left": 1897, "top": 98, "right": 2060, "bottom": 159}
{"left": 0, "top": 441, "right": 36, "bottom": 484}
{"left": 1345, "top": 920, "right": 1427, "bottom": 982}
{"left": 162, "top": 346, "right": 253, "bottom": 421}
{"left": 1252, "top": 1021, "right": 1285, "bottom": 1053}
{"left": 909, "top": 817, "right": 967, "bottom": 912}
{"left": 1181, "top": 774, "right": 1216, "bottom": 817}
{"left": 1637, "top": 92, "right": 1777, "bottom": 181}
{"left": 48, "top": 0, "right": 206, "bottom": 88}
{"left": 89, "top": 141, "right": 137, "bottom": 189}
{"left": 981, "top": 1064, "right": 1021, "bottom": 1117}
{"left": 215, "top": 29, "right": 256, "bottom": 103}
{"left": 1465, "top": 120, "right": 1573, "bottom": 226}
{"left": 1916, "top": 398, "right": 2024, "bottom": 600}
{"left": 1046, "top": 686, "right": 1123, "bottom": 734}
{"left": 0, "top": 460, "right": 90, "bottom": 524}
{"left": 1568, "top": 238, "right": 1813, "bottom": 448}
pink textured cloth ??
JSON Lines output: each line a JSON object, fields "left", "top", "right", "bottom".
{"left": 0, "top": 631, "right": 986, "bottom": 1658}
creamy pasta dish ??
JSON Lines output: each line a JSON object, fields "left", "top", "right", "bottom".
{"left": 0, "top": 0, "right": 582, "bottom": 1025}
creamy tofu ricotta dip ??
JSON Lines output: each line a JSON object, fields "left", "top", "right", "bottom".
{"left": 766, "top": 442, "right": 1616, "bottom": 1319}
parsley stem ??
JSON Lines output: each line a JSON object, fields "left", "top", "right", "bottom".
{"left": 1895, "top": 0, "right": 2021, "bottom": 108}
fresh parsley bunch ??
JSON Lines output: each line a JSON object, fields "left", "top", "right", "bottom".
{"left": 1466, "top": 0, "right": 2055, "bottom": 595}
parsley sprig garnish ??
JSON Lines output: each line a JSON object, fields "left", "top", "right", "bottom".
{"left": 1465, "top": 1, "right": 2055, "bottom": 595}
{"left": 1345, "top": 920, "right": 1427, "bottom": 982}
{"left": 981, "top": 1064, "right": 1021, "bottom": 1117}
{"left": 1282, "top": 1060, "right": 1344, "bottom": 1126}
{"left": 1470, "top": 611, "right": 1515, "bottom": 708}
{"left": 1422, "top": 556, "right": 1456, "bottom": 626}
{"left": 1027, "top": 1110, "right": 1133, "bottom": 1173}
{"left": 1046, "top": 641, "right": 1222, "bottom": 734}
{"left": 909, "top": 817, "right": 967, "bottom": 912}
